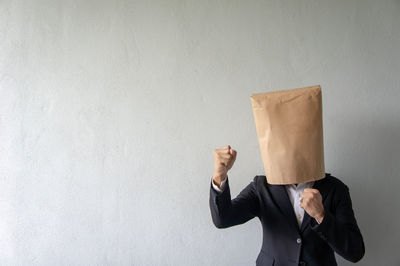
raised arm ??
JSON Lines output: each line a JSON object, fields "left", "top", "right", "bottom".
{"left": 210, "top": 176, "right": 260, "bottom": 228}
{"left": 209, "top": 145, "right": 259, "bottom": 228}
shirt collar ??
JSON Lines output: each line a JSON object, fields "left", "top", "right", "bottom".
{"left": 286, "top": 181, "right": 315, "bottom": 190}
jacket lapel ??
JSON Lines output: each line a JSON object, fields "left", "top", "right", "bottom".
{"left": 269, "top": 184, "right": 299, "bottom": 232}
{"left": 300, "top": 210, "right": 312, "bottom": 232}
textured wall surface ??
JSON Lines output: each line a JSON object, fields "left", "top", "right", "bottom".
{"left": 1, "top": 0, "right": 399, "bottom": 265}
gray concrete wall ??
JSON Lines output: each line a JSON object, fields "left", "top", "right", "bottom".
{"left": 1, "top": 0, "right": 399, "bottom": 265}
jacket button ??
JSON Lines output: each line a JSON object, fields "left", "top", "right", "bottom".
{"left": 296, "top": 238, "right": 302, "bottom": 244}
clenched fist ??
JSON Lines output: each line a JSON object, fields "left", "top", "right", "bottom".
{"left": 213, "top": 145, "right": 237, "bottom": 188}
{"left": 300, "top": 188, "right": 325, "bottom": 223}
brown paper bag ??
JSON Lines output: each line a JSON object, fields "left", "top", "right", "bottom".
{"left": 251, "top": 85, "right": 325, "bottom": 185}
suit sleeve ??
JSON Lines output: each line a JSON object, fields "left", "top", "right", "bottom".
{"left": 209, "top": 176, "right": 260, "bottom": 229}
{"left": 310, "top": 184, "right": 365, "bottom": 263}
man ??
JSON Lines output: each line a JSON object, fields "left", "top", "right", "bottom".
{"left": 209, "top": 145, "right": 365, "bottom": 266}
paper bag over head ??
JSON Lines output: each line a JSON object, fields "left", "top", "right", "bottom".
{"left": 251, "top": 85, "right": 325, "bottom": 185}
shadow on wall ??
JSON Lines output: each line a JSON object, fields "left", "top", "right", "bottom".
{"left": 333, "top": 115, "right": 400, "bottom": 265}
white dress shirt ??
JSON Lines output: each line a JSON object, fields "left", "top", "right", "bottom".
{"left": 212, "top": 177, "right": 320, "bottom": 227}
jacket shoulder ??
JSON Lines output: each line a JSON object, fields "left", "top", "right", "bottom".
{"left": 323, "top": 173, "right": 350, "bottom": 190}
{"left": 318, "top": 173, "right": 354, "bottom": 203}
{"left": 252, "top": 175, "right": 268, "bottom": 190}
{"left": 253, "top": 175, "right": 266, "bottom": 183}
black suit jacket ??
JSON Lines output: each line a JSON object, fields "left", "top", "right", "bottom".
{"left": 209, "top": 173, "right": 365, "bottom": 266}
